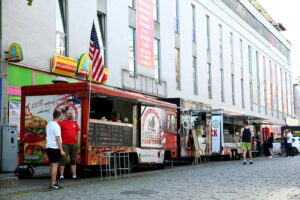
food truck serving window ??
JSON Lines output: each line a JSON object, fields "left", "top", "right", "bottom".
{"left": 168, "top": 114, "right": 176, "bottom": 133}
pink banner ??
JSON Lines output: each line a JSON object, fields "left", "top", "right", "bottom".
{"left": 136, "top": 0, "right": 154, "bottom": 69}
{"left": 282, "top": 71, "right": 287, "bottom": 114}
{"left": 272, "top": 65, "right": 277, "bottom": 111}
{"left": 266, "top": 62, "right": 272, "bottom": 109}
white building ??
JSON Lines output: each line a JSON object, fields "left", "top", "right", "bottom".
{"left": 0, "top": 0, "right": 293, "bottom": 126}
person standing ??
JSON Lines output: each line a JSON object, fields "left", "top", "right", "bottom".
{"left": 286, "top": 129, "right": 294, "bottom": 157}
{"left": 254, "top": 132, "right": 263, "bottom": 156}
{"left": 240, "top": 121, "right": 253, "bottom": 165}
{"left": 267, "top": 133, "right": 274, "bottom": 158}
{"left": 59, "top": 109, "right": 81, "bottom": 181}
{"left": 46, "top": 111, "right": 66, "bottom": 189}
{"left": 283, "top": 130, "right": 289, "bottom": 157}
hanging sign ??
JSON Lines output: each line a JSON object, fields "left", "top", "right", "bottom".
{"left": 51, "top": 55, "right": 77, "bottom": 77}
{"left": 8, "top": 43, "right": 24, "bottom": 62}
{"left": 77, "top": 53, "right": 91, "bottom": 76}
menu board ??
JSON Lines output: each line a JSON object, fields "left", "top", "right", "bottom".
{"left": 88, "top": 121, "right": 133, "bottom": 147}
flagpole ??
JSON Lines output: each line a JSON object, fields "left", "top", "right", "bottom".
{"left": 88, "top": 22, "right": 94, "bottom": 117}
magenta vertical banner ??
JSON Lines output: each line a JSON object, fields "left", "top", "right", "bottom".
{"left": 136, "top": 0, "right": 154, "bottom": 69}
{"left": 266, "top": 62, "right": 272, "bottom": 109}
{"left": 272, "top": 65, "right": 277, "bottom": 111}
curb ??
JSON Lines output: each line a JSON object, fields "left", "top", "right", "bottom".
{"left": 0, "top": 177, "right": 18, "bottom": 189}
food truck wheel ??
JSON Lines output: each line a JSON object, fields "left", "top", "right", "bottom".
{"left": 14, "top": 165, "right": 34, "bottom": 179}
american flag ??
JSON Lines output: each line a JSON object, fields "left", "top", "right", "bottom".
{"left": 89, "top": 23, "right": 104, "bottom": 83}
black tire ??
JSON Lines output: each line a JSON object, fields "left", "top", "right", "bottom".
{"left": 292, "top": 147, "right": 298, "bottom": 155}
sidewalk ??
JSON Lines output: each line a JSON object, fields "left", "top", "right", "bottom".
{"left": 0, "top": 157, "right": 271, "bottom": 198}
{"left": 0, "top": 166, "right": 111, "bottom": 197}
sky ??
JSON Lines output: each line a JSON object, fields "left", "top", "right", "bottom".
{"left": 257, "top": 0, "right": 300, "bottom": 81}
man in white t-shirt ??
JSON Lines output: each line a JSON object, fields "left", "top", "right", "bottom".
{"left": 46, "top": 111, "right": 66, "bottom": 189}
{"left": 286, "top": 129, "right": 294, "bottom": 157}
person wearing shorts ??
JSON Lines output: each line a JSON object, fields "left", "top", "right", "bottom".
{"left": 59, "top": 109, "right": 81, "bottom": 181}
{"left": 46, "top": 111, "right": 65, "bottom": 189}
{"left": 240, "top": 121, "right": 253, "bottom": 165}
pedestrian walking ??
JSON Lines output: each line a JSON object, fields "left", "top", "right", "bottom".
{"left": 59, "top": 109, "right": 81, "bottom": 181}
{"left": 286, "top": 129, "right": 294, "bottom": 157}
{"left": 46, "top": 110, "right": 66, "bottom": 189}
{"left": 240, "top": 121, "right": 253, "bottom": 165}
{"left": 267, "top": 132, "right": 274, "bottom": 158}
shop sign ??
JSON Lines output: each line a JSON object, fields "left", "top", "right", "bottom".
{"left": 8, "top": 43, "right": 23, "bottom": 62}
{"left": 141, "top": 106, "right": 166, "bottom": 148}
{"left": 77, "top": 53, "right": 91, "bottom": 76}
{"left": 23, "top": 94, "right": 81, "bottom": 164}
{"left": 211, "top": 115, "right": 221, "bottom": 153}
{"left": 51, "top": 55, "right": 77, "bottom": 77}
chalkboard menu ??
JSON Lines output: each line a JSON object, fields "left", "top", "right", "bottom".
{"left": 88, "top": 120, "right": 133, "bottom": 147}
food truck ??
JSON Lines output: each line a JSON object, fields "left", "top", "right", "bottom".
{"left": 17, "top": 82, "right": 178, "bottom": 176}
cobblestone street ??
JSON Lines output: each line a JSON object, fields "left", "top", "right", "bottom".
{"left": 3, "top": 156, "right": 300, "bottom": 200}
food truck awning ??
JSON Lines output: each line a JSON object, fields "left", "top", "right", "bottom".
{"left": 212, "top": 108, "right": 267, "bottom": 122}
{"left": 22, "top": 82, "right": 176, "bottom": 109}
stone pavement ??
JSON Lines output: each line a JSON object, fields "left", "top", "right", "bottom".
{"left": 2, "top": 156, "right": 300, "bottom": 200}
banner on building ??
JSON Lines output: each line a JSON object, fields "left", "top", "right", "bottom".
{"left": 136, "top": 0, "right": 154, "bottom": 69}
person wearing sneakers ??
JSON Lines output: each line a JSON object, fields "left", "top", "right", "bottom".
{"left": 240, "top": 121, "right": 253, "bottom": 165}
{"left": 59, "top": 108, "right": 81, "bottom": 181}
{"left": 46, "top": 111, "right": 66, "bottom": 189}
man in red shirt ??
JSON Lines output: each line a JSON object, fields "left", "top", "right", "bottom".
{"left": 59, "top": 109, "right": 81, "bottom": 181}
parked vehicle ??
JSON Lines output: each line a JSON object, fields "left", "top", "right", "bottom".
{"left": 292, "top": 137, "right": 300, "bottom": 154}
{"left": 17, "top": 82, "right": 178, "bottom": 177}
{"left": 270, "top": 137, "right": 300, "bottom": 155}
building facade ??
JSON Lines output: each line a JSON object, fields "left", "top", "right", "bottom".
{"left": 0, "top": 0, "right": 294, "bottom": 127}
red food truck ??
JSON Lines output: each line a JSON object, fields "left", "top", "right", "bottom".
{"left": 17, "top": 82, "right": 178, "bottom": 177}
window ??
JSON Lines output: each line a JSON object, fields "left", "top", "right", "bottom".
{"left": 275, "top": 65, "right": 279, "bottom": 117}
{"left": 240, "top": 39, "right": 243, "bottom": 69}
{"left": 175, "top": 48, "right": 181, "bottom": 90}
{"left": 97, "top": 13, "right": 106, "bottom": 66}
{"left": 280, "top": 68, "right": 284, "bottom": 115}
{"left": 241, "top": 79, "right": 245, "bottom": 108}
{"left": 207, "top": 63, "right": 212, "bottom": 99}
{"left": 192, "top": 4, "right": 196, "bottom": 42}
{"left": 263, "top": 56, "right": 267, "bottom": 114}
{"left": 206, "top": 15, "right": 210, "bottom": 50}
{"left": 219, "top": 25, "right": 223, "bottom": 57}
{"left": 154, "top": 38, "right": 160, "bottom": 80}
{"left": 56, "top": 0, "right": 67, "bottom": 56}
{"left": 193, "top": 57, "right": 198, "bottom": 95}
{"left": 250, "top": 82, "right": 253, "bottom": 110}
{"left": 230, "top": 32, "right": 234, "bottom": 63}
{"left": 248, "top": 46, "right": 253, "bottom": 110}
{"left": 232, "top": 74, "right": 235, "bottom": 105}
{"left": 221, "top": 69, "right": 224, "bottom": 102}
{"left": 174, "top": 0, "right": 179, "bottom": 32}
{"left": 168, "top": 114, "right": 176, "bottom": 133}
{"left": 256, "top": 51, "right": 260, "bottom": 111}
{"left": 128, "top": 27, "right": 136, "bottom": 73}
{"left": 128, "top": 0, "right": 135, "bottom": 8}
{"left": 153, "top": 0, "right": 159, "bottom": 21}
{"left": 248, "top": 45, "right": 252, "bottom": 73}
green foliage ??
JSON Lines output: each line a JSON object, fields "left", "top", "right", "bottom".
{"left": 27, "top": 0, "right": 33, "bottom": 6}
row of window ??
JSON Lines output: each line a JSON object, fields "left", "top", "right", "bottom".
{"left": 56, "top": 0, "right": 292, "bottom": 117}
